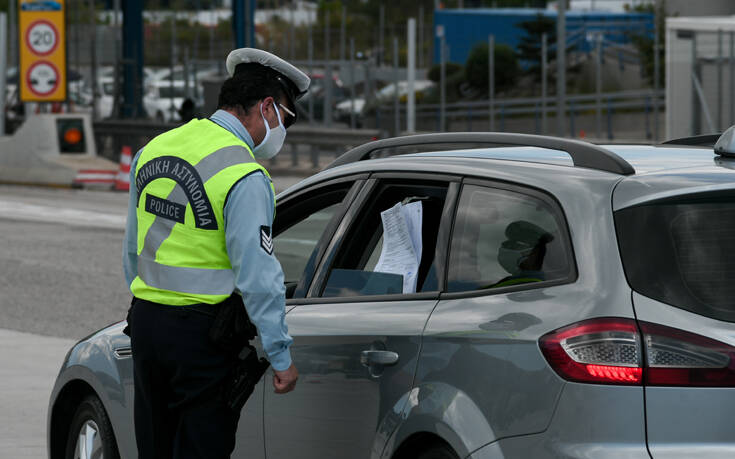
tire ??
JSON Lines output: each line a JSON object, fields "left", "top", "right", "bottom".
{"left": 415, "top": 443, "right": 459, "bottom": 459}
{"left": 64, "top": 395, "right": 120, "bottom": 459}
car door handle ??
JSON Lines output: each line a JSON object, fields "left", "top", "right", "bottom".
{"left": 360, "top": 350, "right": 399, "bottom": 366}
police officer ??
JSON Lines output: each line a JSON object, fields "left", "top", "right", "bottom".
{"left": 122, "top": 48, "right": 309, "bottom": 459}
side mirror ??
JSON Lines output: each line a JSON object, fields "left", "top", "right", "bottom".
{"left": 714, "top": 126, "right": 735, "bottom": 157}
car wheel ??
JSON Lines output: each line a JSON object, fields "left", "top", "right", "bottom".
{"left": 64, "top": 395, "right": 120, "bottom": 459}
{"left": 415, "top": 443, "right": 459, "bottom": 459}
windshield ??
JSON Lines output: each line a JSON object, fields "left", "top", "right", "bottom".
{"left": 615, "top": 192, "right": 735, "bottom": 322}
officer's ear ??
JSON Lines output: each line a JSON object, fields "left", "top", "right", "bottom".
{"left": 260, "top": 96, "right": 276, "bottom": 113}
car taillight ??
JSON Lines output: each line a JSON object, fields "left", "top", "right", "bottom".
{"left": 540, "top": 318, "right": 735, "bottom": 387}
{"left": 640, "top": 322, "right": 735, "bottom": 387}
{"left": 540, "top": 318, "right": 643, "bottom": 385}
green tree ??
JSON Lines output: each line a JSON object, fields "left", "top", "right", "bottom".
{"left": 465, "top": 41, "right": 520, "bottom": 93}
{"left": 626, "top": 1, "right": 666, "bottom": 87}
{"left": 516, "top": 13, "right": 556, "bottom": 82}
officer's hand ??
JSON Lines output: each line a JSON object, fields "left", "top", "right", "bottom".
{"left": 273, "top": 363, "right": 298, "bottom": 394}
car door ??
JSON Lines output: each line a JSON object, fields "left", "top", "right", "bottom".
{"left": 414, "top": 179, "right": 578, "bottom": 448}
{"left": 263, "top": 175, "right": 459, "bottom": 459}
{"left": 231, "top": 175, "right": 367, "bottom": 459}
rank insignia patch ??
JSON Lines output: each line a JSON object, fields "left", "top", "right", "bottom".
{"left": 260, "top": 225, "right": 273, "bottom": 255}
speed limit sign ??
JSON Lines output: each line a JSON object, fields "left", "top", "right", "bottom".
{"left": 19, "top": 0, "right": 67, "bottom": 102}
{"left": 26, "top": 20, "right": 58, "bottom": 56}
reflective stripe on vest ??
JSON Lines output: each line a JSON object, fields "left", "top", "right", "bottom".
{"left": 137, "top": 257, "right": 235, "bottom": 296}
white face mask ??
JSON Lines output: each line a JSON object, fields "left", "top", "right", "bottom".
{"left": 252, "top": 102, "right": 286, "bottom": 160}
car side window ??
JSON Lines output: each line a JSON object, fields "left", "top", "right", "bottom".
{"left": 318, "top": 180, "right": 450, "bottom": 298}
{"left": 447, "top": 184, "right": 573, "bottom": 293}
{"left": 274, "top": 183, "right": 356, "bottom": 298}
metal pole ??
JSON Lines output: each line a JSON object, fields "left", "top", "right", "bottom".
{"left": 718, "top": 29, "right": 724, "bottom": 131}
{"left": 393, "top": 37, "right": 400, "bottom": 136}
{"left": 8, "top": 0, "right": 15, "bottom": 73}
{"left": 692, "top": 33, "right": 699, "bottom": 135}
{"left": 556, "top": 0, "right": 567, "bottom": 137}
{"left": 290, "top": 2, "right": 296, "bottom": 60}
{"left": 440, "top": 34, "right": 446, "bottom": 132}
{"left": 731, "top": 32, "right": 734, "bottom": 126}
{"left": 308, "top": 22, "right": 314, "bottom": 123}
{"left": 89, "top": 0, "right": 98, "bottom": 119}
{"left": 184, "top": 48, "right": 191, "bottom": 99}
{"left": 653, "top": 0, "right": 660, "bottom": 140}
{"left": 596, "top": 33, "right": 602, "bottom": 139}
{"left": 541, "top": 33, "right": 547, "bottom": 134}
{"left": 489, "top": 34, "right": 495, "bottom": 131}
{"left": 340, "top": 6, "right": 346, "bottom": 63}
{"left": 350, "top": 37, "right": 356, "bottom": 129}
{"left": 74, "top": 0, "right": 80, "bottom": 98}
{"left": 209, "top": 4, "right": 215, "bottom": 65}
{"left": 245, "top": 0, "right": 251, "bottom": 48}
{"left": 407, "top": 18, "right": 416, "bottom": 133}
{"left": 418, "top": 5, "right": 424, "bottom": 70}
{"left": 170, "top": 17, "right": 176, "bottom": 120}
{"left": 112, "top": 0, "right": 121, "bottom": 118}
{"left": 0, "top": 13, "right": 7, "bottom": 134}
{"left": 379, "top": 5, "right": 385, "bottom": 67}
{"left": 324, "top": 10, "right": 332, "bottom": 126}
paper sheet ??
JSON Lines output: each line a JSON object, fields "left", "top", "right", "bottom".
{"left": 374, "top": 201, "right": 423, "bottom": 293}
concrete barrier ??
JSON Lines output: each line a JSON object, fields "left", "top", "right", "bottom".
{"left": 0, "top": 113, "right": 118, "bottom": 187}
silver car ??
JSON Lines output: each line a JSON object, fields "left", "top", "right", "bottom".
{"left": 48, "top": 131, "right": 735, "bottom": 459}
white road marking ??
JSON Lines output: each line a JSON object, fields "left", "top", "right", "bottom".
{"left": 0, "top": 200, "right": 126, "bottom": 229}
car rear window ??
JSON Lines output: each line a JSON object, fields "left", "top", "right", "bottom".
{"left": 615, "top": 192, "right": 735, "bottom": 322}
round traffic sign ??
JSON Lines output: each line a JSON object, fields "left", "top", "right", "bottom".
{"left": 26, "top": 20, "right": 59, "bottom": 56}
{"left": 26, "top": 61, "right": 60, "bottom": 97}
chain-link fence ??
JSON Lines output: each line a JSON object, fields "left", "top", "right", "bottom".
{"left": 6, "top": 1, "right": 670, "bottom": 160}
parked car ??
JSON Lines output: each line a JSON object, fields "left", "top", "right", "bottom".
{"left": 335, "top": 80, "right": 435, "bottom": 127}
{"left": 144, "top": 80, "right": 202, "bottom": 123}
{"left": 297, "top": 73, "right": 347, "bottom": 123}
{"left": 48, "top": 131, "right": 735, "bottom": 459}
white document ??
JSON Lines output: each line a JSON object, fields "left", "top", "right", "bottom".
{"left": 374, "top": 201, "right": 423, "bottom": 293}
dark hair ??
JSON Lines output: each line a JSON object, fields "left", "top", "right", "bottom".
{"left": 217, "top": 63, "right": 288, "bottom": 113}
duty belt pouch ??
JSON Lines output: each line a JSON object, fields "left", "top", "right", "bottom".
{"left": 223, "top": 346, "right": 271, "bottom": 413}
{"left": 208, "top": 294, "right": 257, "bottom": 354}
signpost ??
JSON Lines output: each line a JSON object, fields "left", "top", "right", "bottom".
{"left": 18, "top": 0, "right": 66, "bottom": 102}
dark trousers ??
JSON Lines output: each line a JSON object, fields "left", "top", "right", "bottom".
{"left": 128, "top": 298, "right": 241, "bottom": 459}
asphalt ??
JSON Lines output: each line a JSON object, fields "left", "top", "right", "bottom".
{"left": 0, "top": 329, "right": 75, "bottom": 458}
{"left": 0, "top": 175, "right": 309, "bottom": 457}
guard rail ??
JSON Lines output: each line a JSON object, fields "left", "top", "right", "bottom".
{"left": 92, "top": 120, "right": 382, "bottom": 169}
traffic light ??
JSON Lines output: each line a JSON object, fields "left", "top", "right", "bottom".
{"left": 56, "top": 118, "right": 86, "bottom": 154}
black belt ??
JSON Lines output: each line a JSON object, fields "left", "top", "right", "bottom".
{"left": 183, "top": 302, "right": 221, "bottom": 317}
{"left": 133, "top": 296, "right": 227, "bottom": 317}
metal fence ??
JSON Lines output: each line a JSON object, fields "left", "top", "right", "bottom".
{"left": 372, "top": 89, "right": 664, "bottom": 140}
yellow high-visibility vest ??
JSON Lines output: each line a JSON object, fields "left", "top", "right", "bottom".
{"left": 131, "top": 118, "right": 274, "bottom": 305}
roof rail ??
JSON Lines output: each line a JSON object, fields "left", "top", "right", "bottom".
{"left": 661, "top": 134, "right": 720, "bottom": 147}
{"left": 325, "top": 132, "right": 635, "bottom": 175}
